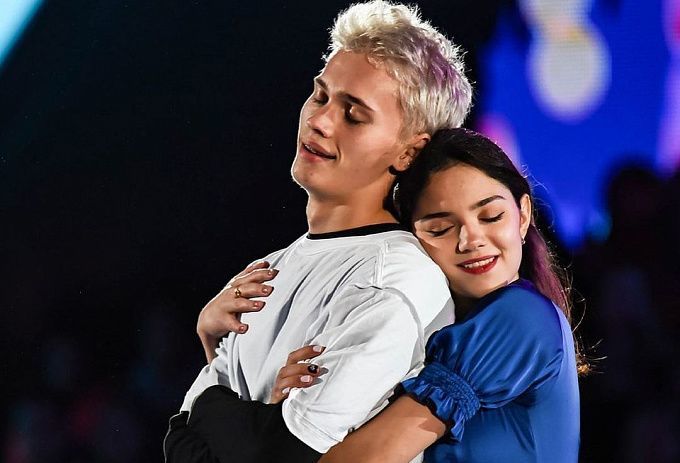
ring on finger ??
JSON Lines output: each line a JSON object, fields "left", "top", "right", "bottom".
{"left": 234, "top": 286, "right": 242, "bottom": 298}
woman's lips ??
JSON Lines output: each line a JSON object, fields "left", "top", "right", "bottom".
{"left": 457, "top": 256, "right": 498, "bottom": 275}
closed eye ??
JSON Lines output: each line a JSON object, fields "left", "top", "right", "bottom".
{"left": 311, "top": 94, "right": 327, "bottom": 104}
{"left": 427, "top": 226, "right": 454, "bottom": 237}
{"left": 345, "top": 106, "right": 361, "bottom": 125}
{"left": 480, "top": 212, "right": 504, "bottom": 223}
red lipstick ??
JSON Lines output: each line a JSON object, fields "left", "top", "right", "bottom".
{"left": 457, "top": 256, "right": 498, "bottom": 275}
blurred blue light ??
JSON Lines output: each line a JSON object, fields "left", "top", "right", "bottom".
{"left": 476, "top": 0, "right": 669, "bottom": 249}
{"left": 0, "top": 0, "right": 44, "bottom": 69}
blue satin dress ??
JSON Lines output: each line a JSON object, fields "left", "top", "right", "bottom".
{"left": 401, "top": 279, "right": 579, "bottom": 462}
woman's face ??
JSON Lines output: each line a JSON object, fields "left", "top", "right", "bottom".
{"left": 412, "top": 163, "right": 531, "bottom": 303}
{"left": 292, "top": 51, "right": 421, "bottom": 201}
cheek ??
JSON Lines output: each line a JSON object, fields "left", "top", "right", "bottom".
{"left": 347, "top": 128, "right": 399, "bottom": 163}
{"left": 496, "top": 214, "right": 523, "bottom": 247}
{"left": 418, "top": 237, "right": 456, "bottom": 273}
{"left": 494, "top": 222, "right": 523, "bottom": 270}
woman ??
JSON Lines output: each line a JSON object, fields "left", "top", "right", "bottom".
{"left": 204, "top": 128, "right": 582, "bottom": 462}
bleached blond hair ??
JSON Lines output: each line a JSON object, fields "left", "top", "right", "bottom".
{"left": 327, "top": 0, "right": 473, "bottom": 136}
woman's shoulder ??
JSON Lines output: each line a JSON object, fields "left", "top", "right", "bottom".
{"left": 426, "top": 280, "right": 564, "bottom": 359}
{"left": 468, "top": 279, "right": 560, "bottom": 329}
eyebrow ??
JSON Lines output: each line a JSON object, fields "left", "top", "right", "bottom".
{"left": 315, "top": 77, "right": 375, "bottom": 112}
{"left": 417, "top": 195, "right": 506, "bottom": 221}
{"left": 474, "top": 195, "right": 505, "bottom": 209}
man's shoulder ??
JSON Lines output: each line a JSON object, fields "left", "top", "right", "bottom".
{"left": 256, "top": 234, "right": 308, "bottom": 263}
{"left": 374, "top": 232, "right": 453, "bottom": 328}
{"left": 378, "top": 232, "right": 444, "bottom": 279}
{"left": 336, "top": 229, "right": 426, "bottom": 261}
{"left": 332, "top": 231, "right": 438, "bottom": 279}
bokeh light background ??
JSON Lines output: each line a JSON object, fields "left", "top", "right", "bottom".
{"left": 477, "top": 0, "right": 678, "bottom": 247}
{"left": 2, "top": 0, "right": 679, "bottom": 462}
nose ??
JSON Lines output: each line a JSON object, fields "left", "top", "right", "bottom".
{"left": 457, "top": 223, "right": 485, "bottom": 253}
{"left": 306, "top": 102, "right": 333, "bottom": 138}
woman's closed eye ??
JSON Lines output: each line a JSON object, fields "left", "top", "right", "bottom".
{"left": 427, "top": 226, "right": 454, "bottom": 237}
{"left": 480, "top": 212, "right": 504, "bottom": 223}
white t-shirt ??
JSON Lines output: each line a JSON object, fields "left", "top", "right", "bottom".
{"left": 181, "top": 228, "right": 454, "bottom": 453}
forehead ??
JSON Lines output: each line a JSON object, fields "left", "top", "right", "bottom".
{"left": 415, "top": 164, "right": 511, "bottom": 213}
{"left": 320, "top": 51, "right": 402, "bottom": 114}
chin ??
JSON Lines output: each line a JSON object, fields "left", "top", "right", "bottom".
{"left": 291, "top": 162, "right": 312, "bottom": 188}
{"left": 291, "top": 171, "right": 330, "bottom": 198}
{"left": 452, "top": 275, "right": 510, "bottom": 300}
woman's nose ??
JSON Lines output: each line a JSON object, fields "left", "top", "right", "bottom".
{"left": 457, "top": 224, "right": 485, "bottom": 253}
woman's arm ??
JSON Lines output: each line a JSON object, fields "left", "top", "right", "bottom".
{"left": 196, "top": 261, "right": 277, "bottom": 362}
{"left": 271, "top": 347, "right": 446, "bottom": 463}
{"left": 321, "top": 395, "right": 446, "bottom": 463}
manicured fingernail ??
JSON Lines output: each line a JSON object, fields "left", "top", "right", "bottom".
{"left": 307, "top": 364, "right": 319, "bottom": 374}
{"left": 268, "top": 269, "right": 275, "bottom": 276}
{"left": 312, "top": 345, "right": 325, "bottom": 352}
{"left": 282, "top": 387, "right": 290, "bottom": 395}
{"left": 239, "top": 325, "right": 247, "bottom": 333}
{"left": 254, "top": 301, "right": 263, "bottom": 308}
{"left": 301, "top": 375, "right": 312, "bottom": 383}
{"left": 262, "top": 286, "right": 270, "bottom": 294}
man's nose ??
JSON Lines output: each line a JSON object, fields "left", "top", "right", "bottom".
{"left": 306, "top": 104, "right": 334, "bottom": 138}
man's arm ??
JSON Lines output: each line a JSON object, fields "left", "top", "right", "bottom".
{"left": 165, "top": 385, "right": 322, "bottom": 463}
{"left": 164, "top": 412, "right": 219, "bottom": 463}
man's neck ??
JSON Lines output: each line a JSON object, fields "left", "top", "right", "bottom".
{"left": 306, "top": 196, "right": 397, "bottom": 234}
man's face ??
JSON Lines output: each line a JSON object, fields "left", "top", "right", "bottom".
{"left": 292, "top": 51, "right": 409, "bottom": 201}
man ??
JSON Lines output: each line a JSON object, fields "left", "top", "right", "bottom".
{"left": 165, "top": 1, "right": 472, "bottom": 461}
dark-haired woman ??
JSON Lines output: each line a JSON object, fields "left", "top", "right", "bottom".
{"left": 266, "top": 128, "right": 582, "bottom": 462}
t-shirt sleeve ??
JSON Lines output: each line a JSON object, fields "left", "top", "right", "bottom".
{"left": 282, "top": 284, "right": 423, "bottom": 453}
{"left": 180, "top": 352, "right": 233, "bottom": 412}
{"left": 401, "top": 286, "right": 565, "bottom": 442}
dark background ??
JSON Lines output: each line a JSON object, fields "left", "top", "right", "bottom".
{"left": 2, "top": 1, "right": 679, "bottom": 461}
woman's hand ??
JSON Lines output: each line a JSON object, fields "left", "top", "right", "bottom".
{"left": 270, "top": 345, "right": 325, "bottom": 404}
{"left": 197, "top": 261, "right": 278, "bottom": 362}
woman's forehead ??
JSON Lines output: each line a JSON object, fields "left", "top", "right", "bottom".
{"left": 415, "top": 165, "right": 511, "bottom": 212}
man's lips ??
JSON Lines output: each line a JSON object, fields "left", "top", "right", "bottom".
{"left": 457, "top": 255, "right": 499, "bottom": 274}
{"left": 300, "top": 141, "right": 336, "bottom": 160}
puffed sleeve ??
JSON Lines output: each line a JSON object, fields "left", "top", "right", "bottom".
{"left": 401, "top": 283, "right": 565, "bottom": 442}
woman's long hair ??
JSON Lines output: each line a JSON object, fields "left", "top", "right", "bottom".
{"left": 395, "top": 128, "right": 588, "bottom": 375}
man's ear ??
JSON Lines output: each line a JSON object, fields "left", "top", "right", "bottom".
{"left": 393, "top": 132, "right": 430, "bottom": 173}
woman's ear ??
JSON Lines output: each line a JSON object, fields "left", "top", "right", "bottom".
{"left": 519, "top": 194, "right": 532, "bottom": 239}
{"left": 392, "top": 132, "right": 430, "bottom": 173}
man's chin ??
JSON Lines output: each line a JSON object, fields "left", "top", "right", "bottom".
{"left": 291, "top": 168, "right": 319, "bottom": 197}
{"left": 291, "top": 175, "right": 340, "bottom": 202}
{"left": 292, "top": 162, "right": 322, "bottom": 189}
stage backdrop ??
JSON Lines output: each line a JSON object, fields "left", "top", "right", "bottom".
{"left": 475, "top": 0, "right": 677, "bottom": 248}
